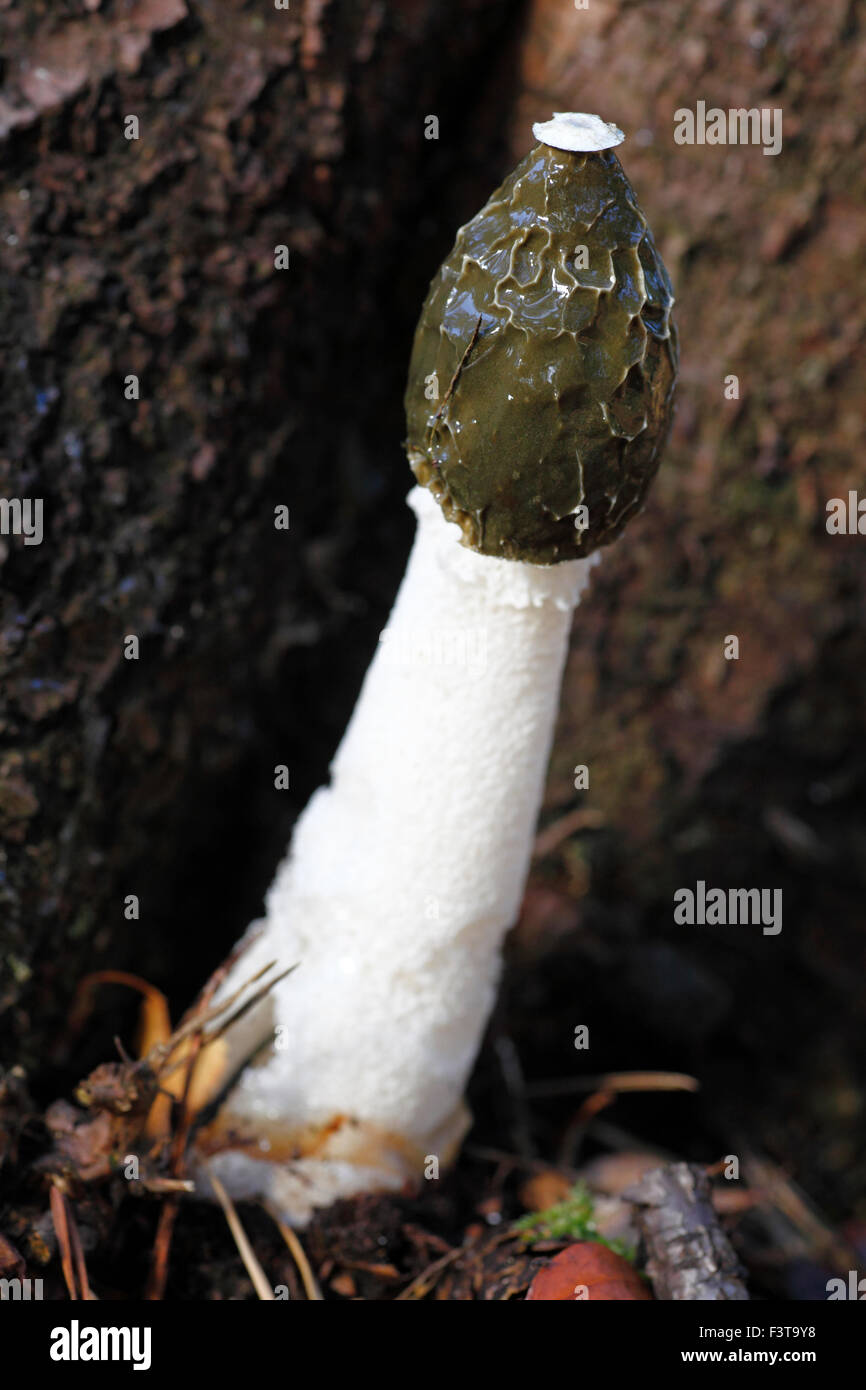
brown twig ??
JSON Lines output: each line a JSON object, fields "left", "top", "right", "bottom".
{"left": 146, "top": 1200, "right": 178, "bottom": 1301}
{"left": 49, "top": 1184, "right": 78, "bottom": 1300}
{"left": 66, "top": 1206, "right": 96, "bottom": 1301}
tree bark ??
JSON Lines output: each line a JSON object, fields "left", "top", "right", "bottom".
{"left": 0, "top": 0, "right": 522, "bottom": 1065}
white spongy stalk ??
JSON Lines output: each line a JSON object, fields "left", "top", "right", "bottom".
{"left": 204, "top": 488, "right": 595, "bottom": 1220}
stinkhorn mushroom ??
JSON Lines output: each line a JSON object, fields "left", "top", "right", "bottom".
{"left": 192, "top": 113, "right": 678, "bottom": 1224}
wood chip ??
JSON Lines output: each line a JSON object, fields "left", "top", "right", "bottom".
{"left": 625, "top": 1162, "right": 750, "bottom": 1301}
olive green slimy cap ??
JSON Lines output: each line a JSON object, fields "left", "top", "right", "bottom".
{"left": 404, "top": 114, "right": 679, "bottom": 564}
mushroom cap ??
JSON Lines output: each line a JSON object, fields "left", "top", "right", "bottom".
{"left": 404, "top": 133, "right": 678, "bottom": 563}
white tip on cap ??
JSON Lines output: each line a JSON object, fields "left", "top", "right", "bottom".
{"left": 532, "top": 111, "right": 625, "bottom": 153}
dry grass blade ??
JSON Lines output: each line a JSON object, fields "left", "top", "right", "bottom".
{"left": 138, "top": 1177, "right": 195, "bottom": 1195}
{"left": 527, "top": 1070, "right": 700, "bottom": 1099}
{"left": 263, "top": 1200, "right": 323, "bottom": 1300}
{"left": 171, "top": 960, "right": 286, "bottom": 1043}
{"left": 207, "top": 1165, "right": 274, "bottom": 1300}
{"left": 151, "top": 964, "right": 297, "bottom": 1086}
{"left": 192, "top": 964, "right": 298, "bottom": 1048}
{"left": 533, "top": 806, "right": 606, "bottom": 859}
{"left": 179, "top": 926, "right": 270, "bottom": 1027}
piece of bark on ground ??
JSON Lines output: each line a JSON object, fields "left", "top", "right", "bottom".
{"left": 625, "top": 1161, "right": 749, "bottom": 1301}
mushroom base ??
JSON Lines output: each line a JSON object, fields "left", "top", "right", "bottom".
{"left": 193, "top": 1099, "right": 471, "bottom": 1226}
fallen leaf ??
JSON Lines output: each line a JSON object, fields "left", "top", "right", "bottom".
{"left": 526, "top": 1242, "right": 651, "bottom": 1301}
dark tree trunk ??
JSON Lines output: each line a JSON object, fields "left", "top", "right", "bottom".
{"left": 0, "top": 0, "right": 522, "bottom": 1068}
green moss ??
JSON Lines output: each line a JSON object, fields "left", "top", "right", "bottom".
{"left": 513, "top": 1180, "right": 634, "bottom": 1260}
